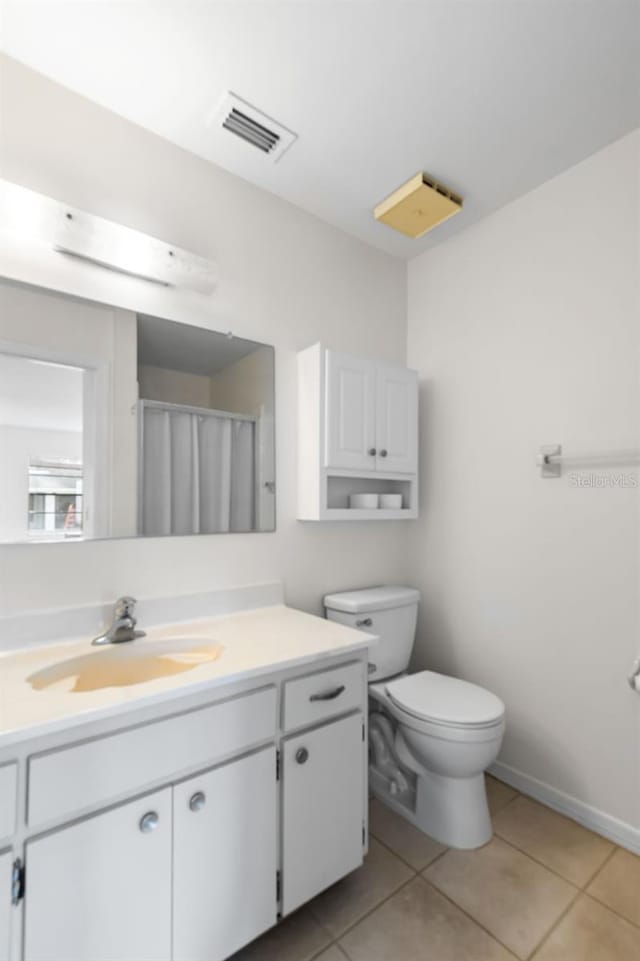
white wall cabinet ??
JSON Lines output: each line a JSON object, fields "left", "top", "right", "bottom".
{"left": 298, "top": 343, "right": 418, "bottom": 519}
{"left": 375, "top": 364, "right": 418, "bottom": 474}
{"left": 282, "top": 713, "right": 365, "bottom": 915}
{"left": 24, "top": 788, "right": 173, "bottom": 961}
{"left": 173, "top": 747, "right": 277, "bottom": 961}
{"left": 0, "top": 849, "right": 12, "bottom": 961}
{"left": 325, "top": 351, "right": 376, "bottom": 471}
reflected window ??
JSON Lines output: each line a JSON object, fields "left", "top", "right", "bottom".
{"left": 28, "top": 462, "right": 84, "bottom": 538}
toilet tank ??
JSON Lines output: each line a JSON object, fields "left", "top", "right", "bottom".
{"left": 324, "top": 586, "right": 419, "bottom": 682}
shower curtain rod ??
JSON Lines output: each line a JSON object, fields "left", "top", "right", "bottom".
{"left": 140, "top": 398, "right": 257, "bottom": 423}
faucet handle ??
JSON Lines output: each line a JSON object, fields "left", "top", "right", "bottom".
{"left": 115, "top": 596, "right": 137, "bottom": 619}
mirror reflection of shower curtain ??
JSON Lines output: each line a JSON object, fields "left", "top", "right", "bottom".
{"left": 141, "top": 405, "right": 256, "bottom": 535}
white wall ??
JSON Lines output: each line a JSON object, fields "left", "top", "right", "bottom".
{"left": 0, "top": 55, "right": 408, "bottom": 617}
{"left": 209, "top": 347, "right": 276, "bottom": 529}
{"left": 407, "top": 131, "right": 640, "bottom": 833}
{"left": 138, "top": 365, "right": 212, "bottom": 408}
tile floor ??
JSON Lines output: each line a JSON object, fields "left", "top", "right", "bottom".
{"left": 232, "top": 776, "right": 640, "bottom": 961}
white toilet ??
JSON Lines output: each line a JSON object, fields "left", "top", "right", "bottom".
{"left": 324, "top": 586, "right": 505, "bottom": 849}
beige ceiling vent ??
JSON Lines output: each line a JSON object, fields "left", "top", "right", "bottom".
{"left": 374, "top": 173, "right": 463, "bottom": 238}
{"left": 212, "top": 92, "right": 297, "bottom": 162}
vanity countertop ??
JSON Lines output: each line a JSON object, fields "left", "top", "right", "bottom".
{"left": 0, "top": 604, "right": 376, "bottom": 748}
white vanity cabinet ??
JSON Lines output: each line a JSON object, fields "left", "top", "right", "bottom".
{"left": 0, "top": 849, "right": 12, "bottom": 961}
{"left": 2, "top": 650, "right": 369, "bottom": 961}
{"left": 173, "top": 746, "right": 277, "bottom": 961}
{"left": 282, "top": 712, "right": 364, "bottom": 915}
{"left": 24, "top": 788, "right": 173, "bottom": 961}
{"left": 298, "top": 343, "right": 418, "bottom": 519}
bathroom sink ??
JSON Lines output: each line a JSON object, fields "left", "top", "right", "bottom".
{"left": 27, "top": 637, "right": 224, "bottom": 693}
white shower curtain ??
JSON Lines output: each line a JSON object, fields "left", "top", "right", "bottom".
{"left": 140, "top": 404, "right": 256, "bottom": 536}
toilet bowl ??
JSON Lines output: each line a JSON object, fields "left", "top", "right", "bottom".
{"left": 371, "top": 673, "right": 505, "bottom": 848}
{"left": 324, "top": 586, "right": 505, "bottom": 849}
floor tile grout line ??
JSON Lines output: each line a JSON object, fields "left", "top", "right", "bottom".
{"left": 492, "top": 827, "right": 611, "bottom": 890}
{"left": 580, "top": 889, "right": 640, "bottom": 933}
{"left": 310, "top": 836, "right": 639, "bottom": 961}
{"left": 490, "top": 789, "right": 521, "bottom": 818}
{"left": 416, "top": 874, "right": 524, "bottom": 960}
{"left": 523, "top": 886, "right": 582, "bottom": 961}
{"left": 308, "top": 880, "right": 640, "bottom": 961}
{"left": 307, "top": 794, "right": 637, "bottom": 961}
{"left": 327, "top": 874, "right": 418, "bottom": 948}
{"left": 580, "top": 842, "right": 618, "bottom": 890}
{"left": 368, "top": 827, "right": 448, "bottom": 874}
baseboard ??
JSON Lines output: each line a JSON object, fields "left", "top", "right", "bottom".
{"left": 490, "top": 761, "right": 640, "bottom": 855}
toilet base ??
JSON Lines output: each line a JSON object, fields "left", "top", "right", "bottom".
{"left": 370, "top": 766, "right": 493, "bottom": 850}
{"left": 414, "top": 768, "right": 492, "bottom": 849}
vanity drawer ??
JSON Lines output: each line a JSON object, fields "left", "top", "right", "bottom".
{"left": 28, "top": 685, "right": 276, "bottom": 828}
{"left": 0, "top": 762, "right": 18, "bottom": 841}
{"left": 283, "top": 662, "right": 364, "bottom": 732}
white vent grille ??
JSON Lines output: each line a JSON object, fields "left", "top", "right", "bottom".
{"left": 211, "top": 92, "right": 297, "bottom": 162}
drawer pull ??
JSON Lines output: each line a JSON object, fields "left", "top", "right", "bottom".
{"left": 295, "top": 748, "right": 309, "bottom": 765}
{"left": 356, "top": 618, "right": 373, "bottom": 628}
{"left": 309, "top": 684, "right": 346, "bottom": 702}
{"left": 139, "top": 811, "right": 159, "bottom": 834}
{"left": 189, "top": 791, "right": 206, "bottom": 813}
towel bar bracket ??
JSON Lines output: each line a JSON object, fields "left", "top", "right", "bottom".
{"left": 537, "top": 445, "right": 563, "bottom": 479}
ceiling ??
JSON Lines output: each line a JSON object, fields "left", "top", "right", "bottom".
{"left": 1, "top": 1, "right": 638, "bottom": 259}
{"left": 137, "top": 315, "right": 263, "bottom": 377}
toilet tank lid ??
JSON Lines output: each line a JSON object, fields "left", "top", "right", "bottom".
{"left": 324, "top": 586, "right": 420, "bottom": 614}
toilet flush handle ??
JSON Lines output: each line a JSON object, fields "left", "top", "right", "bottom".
{"left": 356, "top": 617, "right": 373, "bottom": 628}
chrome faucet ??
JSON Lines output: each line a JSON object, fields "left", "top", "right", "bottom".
{"left": 92, "top": 596, "right": 146, "bottom": 646}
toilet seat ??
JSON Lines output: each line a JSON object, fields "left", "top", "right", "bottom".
{"left": 385, "top": 670, "right": 505, "bottom": 730}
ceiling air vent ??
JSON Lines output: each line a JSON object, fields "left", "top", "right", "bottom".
{"left": 212, "top": 92, "right": 297, "bottom": 163}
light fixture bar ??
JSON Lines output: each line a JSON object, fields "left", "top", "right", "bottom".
{"left": 0, "top": 179, "right": 217, "bottom": 294}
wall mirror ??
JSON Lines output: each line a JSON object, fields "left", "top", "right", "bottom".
{"left": 0, "top": 280, "right": 275, "bottom": 543}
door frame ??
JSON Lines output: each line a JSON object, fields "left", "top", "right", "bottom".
{"left": 0, "top": 337, "right": 112, "bottom": 540}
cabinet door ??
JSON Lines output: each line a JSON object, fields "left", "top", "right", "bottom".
{"left": 24, "top": 788, "right": 172, "bottom": 961}
{"left": 0, "top": 849, "right": 11, "bottom": 961}
{"left": 173, "top": 746, "right": 277, "bottom": 961}
{"left": 282, "top": 713, "right": 364, "bottom": 915}
{"left": 375, "top": 365, "right": 418, "bottom": 473}
{"left": 325, "top": 350, "right": 376, "bottom": 470}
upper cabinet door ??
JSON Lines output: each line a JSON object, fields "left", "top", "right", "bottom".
{"left": 325, "top": 350, "right": 376, "bottom": 470}
{"left": 172, "top": 746, "right": 277, "bottom": 961}
{"left": 376, "top": 365, "right": 418, "bottom": 474}
{"left": 24, "top": 789, "right": 172, "bottom": 961}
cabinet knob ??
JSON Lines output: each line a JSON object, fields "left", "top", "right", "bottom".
{"left": 368, "top": 448, "right": 377, "bottom": 456}
{"left": 189, "top": 791, "right": 206, "bottom": 812}
{"left": 139, "top": 811, "right": 159, "bottom": 834}
{"left": 295, "top": 747, "right": 309, "bottom": 765}
{"left": 380, "top": 449, "right": 388, "bottom": 457}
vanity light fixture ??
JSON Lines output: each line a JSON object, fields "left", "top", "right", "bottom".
{"left": 374, "top": 172, "right": 463, "bottom": 238}
{"left": 0, "top": 179, "right": 217, "bottom": 294}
